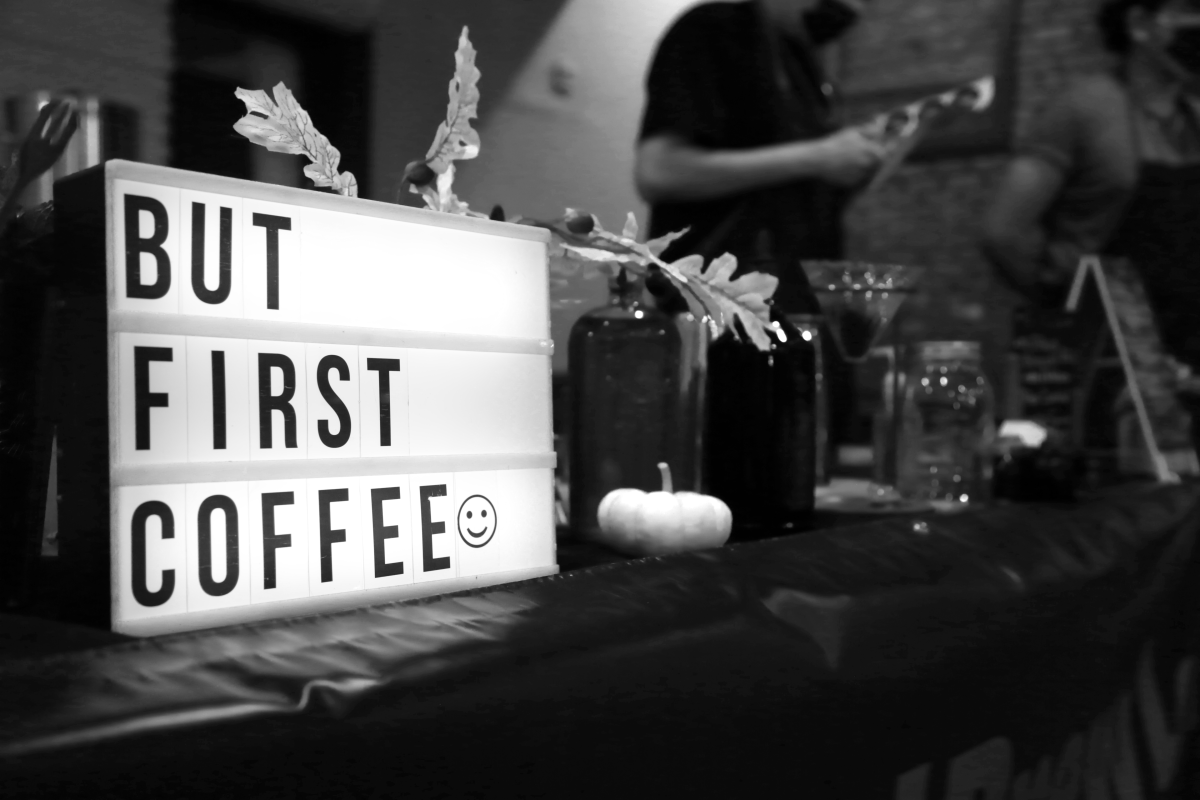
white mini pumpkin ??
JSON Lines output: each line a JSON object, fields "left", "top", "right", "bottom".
{"left": 596, "top": 463, "right": 732, "bottom": 556}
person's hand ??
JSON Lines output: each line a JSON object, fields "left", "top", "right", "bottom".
{"left": 811, "top": 127, "right": 886, "bottom": 188}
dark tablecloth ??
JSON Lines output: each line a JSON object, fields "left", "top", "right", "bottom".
{"left": 2, "top": 485, "right": 1198, "bottom": 798}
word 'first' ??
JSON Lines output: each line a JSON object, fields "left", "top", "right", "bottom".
{"left": 117, "top": 333, "right": 417, "bottom": 464}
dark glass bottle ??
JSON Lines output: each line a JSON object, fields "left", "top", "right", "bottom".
{"left": 703, "top": 311, "right": 817, "bottom": 538}
{"left": 567, "top": 269, "right": 693, "bottom": 539}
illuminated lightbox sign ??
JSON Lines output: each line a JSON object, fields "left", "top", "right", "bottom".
{"left": 54, "top": 161, "right": 556, "bottom": 636}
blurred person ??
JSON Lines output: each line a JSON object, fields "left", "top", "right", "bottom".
{"left": 634, "top": 0, "right": 883, "bottom": 314}
{"left": 982, "top": 0, "right": 1200, "bottom": 368}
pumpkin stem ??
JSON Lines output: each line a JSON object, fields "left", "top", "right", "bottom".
{"left": 657, "top": 462, "right": 673, "bottom": 494}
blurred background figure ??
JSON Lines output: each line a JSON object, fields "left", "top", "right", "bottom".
{"left": 634, "top": 0, "right": 883, "bottom": 314}
{"left": 635, "top": 0, "right": 883, "bottom": 465}
{"left": 982, "top": 0, "right": 1200, "bottom": 369}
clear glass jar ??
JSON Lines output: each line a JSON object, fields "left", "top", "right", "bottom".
{"left": 896, "top": 341, "right": 995, "bottom": 508}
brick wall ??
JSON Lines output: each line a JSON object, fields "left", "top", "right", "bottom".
{"left": 842, "top": 0, "right": 1115, "bottom": 404}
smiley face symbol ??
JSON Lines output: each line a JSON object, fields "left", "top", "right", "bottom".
{"left": 457, "top": 494, "right": 497, "bottom": 548}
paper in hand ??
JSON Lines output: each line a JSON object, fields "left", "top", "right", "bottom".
{"left": 856, "top": 76, "right": 996, "bottom": 195}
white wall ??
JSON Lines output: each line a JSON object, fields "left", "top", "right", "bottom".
{"left": 371, "top": 0, "right": 703, "bottom": 373}
{"left": 0, "top": 0, "right": 172, "bottom": 166}
{"left": 455, "top": 0, "right": 704, "bottom": 223}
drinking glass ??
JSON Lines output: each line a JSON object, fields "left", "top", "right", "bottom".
{"left": 801, "top": 261, "right": 923, "bottom": 500}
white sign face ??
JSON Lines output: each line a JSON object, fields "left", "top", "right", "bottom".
{"left": 101, "top": 162, "right": 557, "bottom": 636}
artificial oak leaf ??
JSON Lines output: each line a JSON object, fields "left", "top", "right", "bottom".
{"left": 672, "top": 254, "right": 705, "bottom": 276}
{"left": 535, "top": 210, "right": 779, "bottom": 351}
{"left": 304, "top": 162, "right": 359, "bottom": 197}
{"left": 235, "top": 88, "right": 275, "bottom": 118}
{"left": 425, "top": 27, "right": 482, "bottom": 173}
{"left": 646, "top": 227, "right": 688, "bottom": 257}
{"left": 739, "top": 313, "right": 775, "bottom": 349}
{"left": 702, "top": 252, "right": 738, "bottom": 285}
{"left": 234, "top": 82, "right": 358, "bottom": 197}
{"left": 410, "top": 168, "right": 441, "bottom": 211}
{"left": 679, "top": 251, "right": 778, "bottom": 350}
{"left": 672, "top": 254, "right": 726, "bottom": 317}
{"left": 726, "top": 272, "right": 779, "bottom": 300}
{"left": 540, "top": 210, "right": 644, "bottom": 262}
{"left": 334, "top": 171, "right": 359, "bottom": 196}
{"left": 443, "top": 196, "right": 485, "bottom": 217}
{"left": 560, "top": 242, "right": 642, "bottom": 264}
{"left": 409, "top": 163, "right": 481, "bottom": 216}
{"left": 561, "top": 214, "right": 712, "bottom": 325}
{"left": 435, "top": 164, "right": 456, "bottom": 209}
{"left": 232, "top": 112, "right": 305, "bottom": 155}
{"left": 557, "top": 212, "right": 702, "bottom": 309}
{"left": 734, "top": 293, "right": 772, "bottom": 317}
{"left": 589, "top": 213, "right": 692, "bottom": 280}
{"left": 683, "top": 252, "right": 778, "bottom": 318}
{"left": 621, "top": 212, "right": 638, "bottom": 241}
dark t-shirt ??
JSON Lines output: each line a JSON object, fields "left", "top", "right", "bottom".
{"left": 639, "top": 1, "right": 849, "bottom": 313}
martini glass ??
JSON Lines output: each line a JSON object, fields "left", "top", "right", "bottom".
{"left": 802, "top": 261, "right": 924, "bottom": 506}
{"left": 802, "top": 261, "right": 923, "bottom": 364}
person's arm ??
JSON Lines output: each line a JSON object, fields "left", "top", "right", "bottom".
{"left": 635, "top": 5, "right": 884, "bottom": 206}
{"left": 979, "top": 76, "right": 1112, "bottom": 302}
{"left": 980, "top": 155, "right": 1068, "bottom": 299}
{"left": 634, "top": 128, "right": 885, "bottom": 205}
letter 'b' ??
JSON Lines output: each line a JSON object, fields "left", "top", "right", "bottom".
{"left": 125, "top": 195, "right": 171, "bottom": 299}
